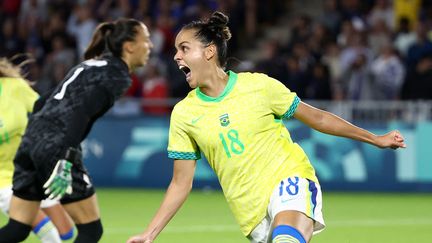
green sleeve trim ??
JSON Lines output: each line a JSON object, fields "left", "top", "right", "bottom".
{"left": 282, "top": 96, "right": 300, "bottom": 119}
{"left": 168, "top": 151, "right": 201, "bottom": 160}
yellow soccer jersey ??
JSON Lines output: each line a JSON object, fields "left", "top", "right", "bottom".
{"left": 168, "top": 71, "right": 318, "bottom": 235}
{"left": 0, "top": 77, "right": 38, "bottom": 188}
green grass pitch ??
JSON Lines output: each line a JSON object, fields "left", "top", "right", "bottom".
{"left": 1, "top": 189, "right": 431, "bottom": 242}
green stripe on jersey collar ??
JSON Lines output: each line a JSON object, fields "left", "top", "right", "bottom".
{"left": 196, "top": 70, "right": 237, "bottom": 102}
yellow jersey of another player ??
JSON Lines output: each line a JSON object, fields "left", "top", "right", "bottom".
{"left": 0, "top": 77, "right": 38, "bottom": 188}
{"left": 168, "top": 71, "right": 318, "bottom": 235}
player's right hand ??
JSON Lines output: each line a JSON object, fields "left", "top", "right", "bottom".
{"left": 43, "top": 159, "right": 73, "bottom": 200}
{"left": 376, "top": 130, "right": 406, "bottom": 149}
{"left": 126, "top": 234, "right": 153, "bottom": 243}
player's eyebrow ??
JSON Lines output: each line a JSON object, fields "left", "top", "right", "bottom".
{"left": 177, "top": 41, "right": 189, "bottom": 48}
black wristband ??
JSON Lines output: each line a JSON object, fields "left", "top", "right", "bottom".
{"left": 64, "top": 147, "right": 81, "bottom": 163}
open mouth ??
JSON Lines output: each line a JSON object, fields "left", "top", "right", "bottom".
{"left": 179, "top": 66, "right": 191, "bottom": 82}
{"left": 179, "top": 66, "right": 191, "bottom": 75}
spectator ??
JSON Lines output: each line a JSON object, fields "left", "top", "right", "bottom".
{"left": 368, "top": 19, "right": 392, "bottom": 57}
{"left": 283, "top": 55, "right": 308, "bottom": 98}
{"left": 0, "top": 17, "right": 25, "bottom": 57}
{"left": 143, "top": 16, "right": 165, "bottom": 56}
{"left": 318, "top": 0, "right": 342, "bottom": 35}
{"left": 140, "top": 59, "right": 170, "bottom": 115}
{"left": 254, "top": 39, "right": 286, "bottom": 81}
{"left": 393, "top": 17, "right": 417, "bottom": 57}
{"left": 18, "top": 0, "right": 47, "bottom": 39}
{"left": 337, "top": 19, "right": 356, "bottom": 47}
{"left": 288, "top": 14, "right": 312, "bottom": 47}
{"left": 40, "top": 33, "right": 76, "bottom": 94}
{"left": 405, "top": 22, "right": 432, "bottom": 70}
{"left": 341, "top": 53, "right": 373, "bottom": 100}
{"left": 67, "top": 3, "right": 97, "bottom": 59}
{"left": 307, "top": 23, "right": 333, "bottom": 60}
{"left": 339, "top": 32, "right": 373, "bottom": 75}
{"left": 322, "top": 42, "right": 343, "bottom": 99}
{"left": 401, "top": 54, "right": 432, "bottom": 100}
{"left": 368, "top": 0, "right": 395, "bottom": 31}
{"left": 370, "top": 45, "right": 405, "bottom": 100}
{"left": 305, "top": 62, "right": 333, "bottom": 100}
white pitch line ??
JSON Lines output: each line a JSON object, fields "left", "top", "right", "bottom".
{"left": 103, "top": 218, "right": 432, "bottom": 234}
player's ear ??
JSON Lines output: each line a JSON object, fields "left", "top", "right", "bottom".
{"left": 204, "top": 44, "right": 216, "bottom": 61}
{"left": 123, "top": 41, "right": 135, "bottom": 54}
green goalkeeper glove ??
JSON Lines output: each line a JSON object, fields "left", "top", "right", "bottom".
{"left": 43, "top": 159, "right": 73, "bottom": 200}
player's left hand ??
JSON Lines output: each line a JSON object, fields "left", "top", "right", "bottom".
{"left": 376, "top": 130, "right": 406, "bottom": 149}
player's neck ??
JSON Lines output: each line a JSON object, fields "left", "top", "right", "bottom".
{"left": 199, "top": 68, "right": 228, "bottom": 97}
{"left": 121, "top": 56, "right": 133, "bottom": 72}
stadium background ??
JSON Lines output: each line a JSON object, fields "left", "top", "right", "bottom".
{"left": 1, "top": 0, "right": 431, "bottom": 242}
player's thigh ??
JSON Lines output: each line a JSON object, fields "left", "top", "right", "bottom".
{"left": 62, "top": 194, "right": 100, "bottom": 224}
{"left": 12, "top": 144, "right": 47, "bottom": 201}
{"left": 9, "top": 195, "right": 40, "bottom": 225}
{"left": 1, "top": 186, "right": 43, "bottom": 226}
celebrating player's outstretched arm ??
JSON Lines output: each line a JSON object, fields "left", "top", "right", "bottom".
{"left": 293, "top": 101, "right": 406, "bottom": 149}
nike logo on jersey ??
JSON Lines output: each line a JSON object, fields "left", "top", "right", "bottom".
{"left": 191, "top": 115, "right": 205, "bottom": 124}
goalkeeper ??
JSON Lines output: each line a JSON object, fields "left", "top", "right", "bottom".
{"left": 0, "top": 18, "right": 153, "bottom": 243}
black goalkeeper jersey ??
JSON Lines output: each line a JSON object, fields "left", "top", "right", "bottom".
{"left": 25, "top": 53, "right": 131, "bottom": 148}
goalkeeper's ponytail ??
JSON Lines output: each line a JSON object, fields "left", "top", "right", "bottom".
{"left": 84, "top": 18, "right": 142, "bottom": 60}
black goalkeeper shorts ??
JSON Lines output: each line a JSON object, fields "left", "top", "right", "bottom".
{"left": 12, "top": 135, "right": 95, "bottom": 204}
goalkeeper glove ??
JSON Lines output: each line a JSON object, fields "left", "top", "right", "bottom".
{"left": 43, "top": 147, "right": 78, "bottom": 200}
{"left": 43, "top": 159, "right": 72, "bottom": 200}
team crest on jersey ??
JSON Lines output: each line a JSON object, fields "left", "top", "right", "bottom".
{"left": 219, "top": 113, "right": 230, "bottom": 127}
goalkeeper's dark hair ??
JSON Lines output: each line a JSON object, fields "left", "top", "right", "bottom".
{"left": 84, "top": 18, "right": 142, "bottom": 60}
{"left": 182, "top": 11, "right": 232, "bottom": 68}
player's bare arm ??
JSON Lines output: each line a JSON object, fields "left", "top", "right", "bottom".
{"left": 127, "top": 159, "right": 196, "bottom": 243}
{"left": 294, "top": 101, "right": 406, "bottom": 149}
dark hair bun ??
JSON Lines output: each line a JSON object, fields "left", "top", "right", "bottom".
{"left": 209, "top": 11, "right": 229, "bottom": 27}
{"left": 207, "top": 11, "right": 231, "bottom": 41}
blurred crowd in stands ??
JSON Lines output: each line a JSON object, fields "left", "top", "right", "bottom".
{"left": 1, "top": 0, "right": 431, "bottom": 115}
{"left": 254, "top": 0, "right": 432, "bottom": 102}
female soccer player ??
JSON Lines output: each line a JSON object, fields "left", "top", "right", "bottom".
{"left": 0, "top": 18, "right": 153, "bottom": 243}
{"left": 127, "top": 12, "right": 405, "bottom": 243}
{"left": 0, "top": 57, "right": 74, "bottom": 242}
